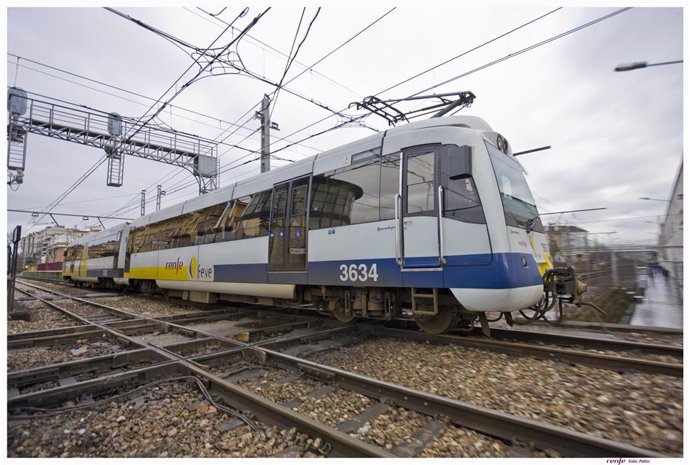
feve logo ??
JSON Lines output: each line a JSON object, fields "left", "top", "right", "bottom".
{"left": 189, "top": 256, "right": 197, "bottom": 279}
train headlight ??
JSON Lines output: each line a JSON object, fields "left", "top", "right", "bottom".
{"left": 496, "top": 134, "right": 509, "bottom": 154}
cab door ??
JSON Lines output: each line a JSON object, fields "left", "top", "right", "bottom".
{"left": 400, "top": 145, "right": 442, "bottom": 269}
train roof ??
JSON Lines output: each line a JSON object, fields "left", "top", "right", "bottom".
{"left": 70, "top": 222, "right": 127, "bottom": 246}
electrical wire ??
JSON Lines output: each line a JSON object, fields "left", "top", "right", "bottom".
{"left": 186, "top": 6, "right": 362, "bottom": 99}
{"left": 270, "top": 8, "right": 307, "bottom": 119}
{"left": 270, "top": 8, "right": 321, "bottom": 120}
{"left": 409, "top": 7, "right": 632, "bottom": 98}
{"left": 375, "top": 7, "right": 562, "bottom": 97}
{"left": 7, "top": 54, "right": 260, "bottom": 134}
{"left": 8, "top": 375, "right": 262, "bottom": 433}
{"left": 281, "top": 7, "right": 396, "bottom": 93}
{"left": 107, "top": 7, "right": 260, "bottom": 145}
{"left": 269, "top": 7, "right": 634, "bottom": 156}
{"left": 30, "top": 8, "right": 630, "bottom": 228}
{"left": 36, "top": 8, "right": 269, "bottom": 224}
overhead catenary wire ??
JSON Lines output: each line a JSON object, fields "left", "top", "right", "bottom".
{"left": 186, "top": 6, "right": 363, "bottom": 99}
{"left": 34, "top": 8, "right": 632, "bottom": 230}
{"left": 269, "top": 8, "right": 307, "bottom": 119}
{"left": 27, "top": 9, "right": 270, "bottom": 229}
{"left": 236, "top": 8, "right": 573, "bottom": 160}
{"left": 98, "top": 5, "right": 382, "bottom": 218}
{"left": 375, "top": 7, "right": 562, "bottom": 97}
{"left": 104, "top": 7, "right": 267, "bottom": 146}
{"left": 7, "top": 53, "right": 262, "bottom": 134}
{"left": 102, "top": 4, "right": 363, "bottom": 219}
{"left": 408, "top": 7, "right": 633, "bottom": 99}
{"left": 268, "top": 7, "right": 634, "bottom": 157}
{"left": 75, "top": 8, "right": 609, "bottom": 224}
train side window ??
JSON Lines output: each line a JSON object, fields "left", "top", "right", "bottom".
{"left": 444, "top": 177, "right": 486, "bottom": 224}
{"left": 217, "top": 200, "right": 247, "bottom": 242}
{"left": 329, "top": 159, "right": 380, "bottom": 224}
{"left": 406, "top": 152, "right": 435, "bottom": 215}
{"left": 309, "top": 175, "right": 359, "bottom": 229}
{"left": 379, "top": 153, "right": 400, "bottom": 220}
{"left": 235, "top": 190, "right": 272, "bottom": 239}
{"left": 195, "top": 202, "right": 227, "bottom": 245}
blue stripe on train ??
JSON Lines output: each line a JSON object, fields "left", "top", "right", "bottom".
{"left": 213, "top": 252, "right": 543, "bottom": 290}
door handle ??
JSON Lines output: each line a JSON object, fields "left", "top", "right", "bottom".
{"left": 394, "top": 193, "right": 402, "bottom": 265}
{"left": 438, "top": 185, "right": 446, "bottom": 265}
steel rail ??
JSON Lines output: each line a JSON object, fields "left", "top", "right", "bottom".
{"left": 11, "top": 282, "right": 672, "bottom": 456}
{"left": 15, "top": 287, "right": 136, "bottom": 323}
{"left": 8, "top": 324, "right": 98, "bottom": 341}
{"left": 362, "top": 326, "right": 682, "bottom": 378}
{"left": 252, "top": 347, "right": 664, "bottom": 458}
{"left": 18, "top": 281, "right": 330, "bottom": 351}
{"left": 514, "top": 319, "right": 684, "bottom": 335}
{"left": 9, "top": 284, "right": 394, "bottom": 457}
{"left": 8, "top": 348, "right": 168, "bottom": 393}
{"left": 475, "top": 327, "right": 683, "bottom": 358}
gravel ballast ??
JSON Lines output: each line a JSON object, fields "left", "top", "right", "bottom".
{"left": 309, "top": 338, "right": 682, "bottom": 456}
{"left": 8, "top": 380, "right": 324, "bottom": 458}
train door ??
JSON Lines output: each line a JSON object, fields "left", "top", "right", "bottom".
{"left": 268, "top": 177, "right": 309, "bottom": 274}
{"left": 400, "top": 145, "right": 442, "bottom": 269}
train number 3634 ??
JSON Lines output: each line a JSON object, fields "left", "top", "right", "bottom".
{"left": 339, "top": 263, "right": 379, "bottom": 282}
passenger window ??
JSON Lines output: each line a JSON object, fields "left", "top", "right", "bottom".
{"left": 406, "top": 152, "right": 435, "bottom": 215}
{"left": 309, "top": 176, "right": 358, "bottom": 229}
{"left": 235, "top": 190, "right": 272, "bottom": 239}
{"left": 379, "top": 153, "right": 400, "bottom": 220}
{"left": 330, "top": 159, "right": 380, "bottom": 224}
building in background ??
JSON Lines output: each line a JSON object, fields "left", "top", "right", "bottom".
{"left": 659, "top": 162, "right": 683, "bottom": 294}
{"left": 18, "top": 225, "right": 95, "bottom": 269}
{"left": 546, "top": 224, "right": 589, "bottom": 263}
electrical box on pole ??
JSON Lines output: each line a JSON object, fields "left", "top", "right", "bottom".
{"left": 7, "top": 87, "right": 28, "bottom": 186}
{"left": 156, "top": 185, "right": 166, "bottom": 211}
{"left": 106, "top": 112, "right": 124, "bottom": 187}
{"left": 260, "top": 94, "right": 270, "bottom": 173}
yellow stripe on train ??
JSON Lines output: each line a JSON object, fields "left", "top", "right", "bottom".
{"left": 127, "top": 266, "right": 190, "bottom": 281}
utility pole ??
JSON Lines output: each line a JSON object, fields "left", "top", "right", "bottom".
{"left": 156, "top": 185, "right": 166, "bottom": 211}
{"left": 260, "top": 94, "right": 271, "bottom": 173}
{"left": 8, "top": 225, "right": 28, "bottom": 320}
{"left": 140, "top": 189, "right": 146, "bottom": 217}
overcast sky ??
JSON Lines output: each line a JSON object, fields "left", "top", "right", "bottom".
{"left": 3, "top": 2, "right": 685, "bottom": 248}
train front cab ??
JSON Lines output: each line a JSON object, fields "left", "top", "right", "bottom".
{"left": 381, "top": 119, "right": 548, "bottom": 332}
{"left": 449, "top": 134, "right": 551, "bottom": 313}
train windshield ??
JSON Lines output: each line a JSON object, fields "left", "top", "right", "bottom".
{"left": 486, "top": 141, "right": 542, "bottom": 232}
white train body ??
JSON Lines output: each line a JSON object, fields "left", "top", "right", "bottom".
{"left": 64, "top": 116, "right": 552, "bottom": 326}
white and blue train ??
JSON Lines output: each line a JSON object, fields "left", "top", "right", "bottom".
{"left": 64, "top": 115, "right": 560, "bottom": 333}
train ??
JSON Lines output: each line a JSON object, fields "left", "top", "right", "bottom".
{"left": 63, "top": 115, "right": 585, "bottom": 334}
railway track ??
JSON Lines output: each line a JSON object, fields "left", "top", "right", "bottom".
{"left": 7, "top": 282, "right": 680, "bottom": 457}
{"left": 369, "top": 326, "right": 683, "bottom": 377}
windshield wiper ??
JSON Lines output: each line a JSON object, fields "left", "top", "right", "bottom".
{"left": 525, "top": 215, "right": 541, "bottom": 233}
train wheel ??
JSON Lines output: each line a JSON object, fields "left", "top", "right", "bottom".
{"left": 333, "top": 307, "right": 356, "bottom": 323}
{"left": 415, "top": 307, "right": 457, "bottom": 334}
{"left": 329, "top": 298, "right": 355, "bottom": 323}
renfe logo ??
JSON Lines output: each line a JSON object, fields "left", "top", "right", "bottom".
{"left": 165, "top": 258, "right": 184, "bottom": 272}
